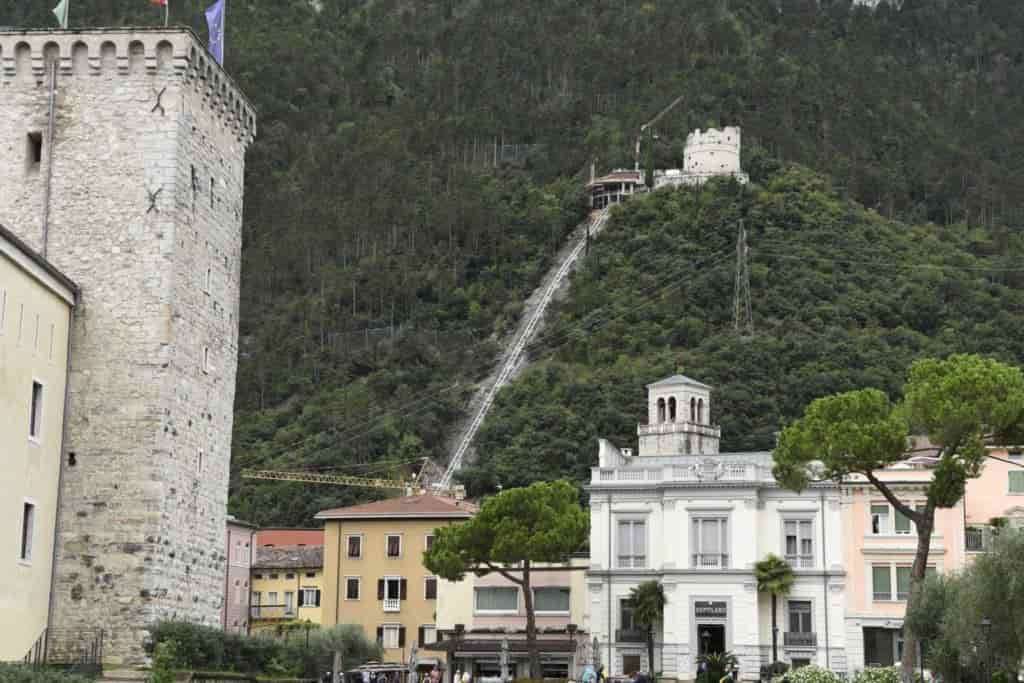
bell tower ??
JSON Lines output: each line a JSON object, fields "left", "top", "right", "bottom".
{"left": 637, "top": 374, "right": 721, "bottom": 456}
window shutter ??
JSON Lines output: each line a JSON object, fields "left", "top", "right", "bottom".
{"left": 418, "top": 626, "right": 425, "bottom": 647}
{"left": 378, "top": 579, "right": 385, "bottom": 600}
{"left": 315, "top": 589, "right": 322, "bottom": 607}
{"left": 298, "top": 590, "right": 305, "bottom": 607}
{"left": 398, "top": 626, "right": 406, "bottom": 648}
{"left": 377, "top": 627, "right": 384, "bottom": 645}
{"left": 400, "top": 578, "right": 408, "bottom": 600}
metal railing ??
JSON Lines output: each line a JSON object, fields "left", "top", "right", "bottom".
{"left": 24, "top": 628, "right": 104, "bottom": 676}
{"left": 966, "top": 525, "right": 989, "bottom": 552}
{"left": 784, "top": 632, "right": 817, "bottom": 647}
{"left": 785, "top": 554, "right": 815, "bottom": 569}
{"left": 615, "top": 629, "right": 646, "bottom": 643}
{"left": 250, "top": 604, "right": 296, "bottom": 620}
{"left": 693, "top": 553, "right": 729, "bottom": 569}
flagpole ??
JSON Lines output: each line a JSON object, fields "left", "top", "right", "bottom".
{"left": 164, "top": 0, "right": 169, "bottom": 27}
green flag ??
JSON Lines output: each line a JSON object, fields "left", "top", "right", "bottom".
{"left": 53, "top": 0, "right": 69, "bottom": 28}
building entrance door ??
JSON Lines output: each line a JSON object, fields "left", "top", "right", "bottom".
{"left": 697, "top": 624, "right": 726, "bottom": 656}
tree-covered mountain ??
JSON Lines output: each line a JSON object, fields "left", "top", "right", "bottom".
{"left": 4, "top": 0, "right": 1024, "bottom": 524}
{"left": 462, "top": 160, "right": 1024, "bottom": 493}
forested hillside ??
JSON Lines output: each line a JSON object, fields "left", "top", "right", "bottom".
{"left": 5, "top": 0, "right": 1024, "bottom": 524}
{"left": 462, "top": 161, "right": 1024, "bottom": 493}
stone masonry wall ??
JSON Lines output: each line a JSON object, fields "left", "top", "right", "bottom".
{"left": 0, "top": 29, "right": 254, "bottom": 664}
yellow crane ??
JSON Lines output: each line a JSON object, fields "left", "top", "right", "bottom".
{"left": 240, "top": 457, "right": 466, "bottom": 499}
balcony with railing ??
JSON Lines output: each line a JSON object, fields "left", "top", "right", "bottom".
{"left": 383, "top": 598, "right": 401, "bottom": 612}
{"left": 692, "top": 553, "right": 729, "bottom": 569}
{"left": 250, "top": 604, "right": 295, "bottom": 620}
{"left": 966, "top": 525, "right": 991, "bottom": 553}
{"left": 616, "top": 629, "right": 647, "bottom": 643}
{"left": 785, "top": 554, "right": 815, "bottom": 569}
{"left": 592, "top": 462, "right": 768, "bottom": 486}
{"left": 784, "top": 632, "right": 817, "bottom": 648}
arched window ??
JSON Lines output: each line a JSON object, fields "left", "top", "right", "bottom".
{"left": 657, "top": 398, "right": 666, "bottom": 423}
{"left": 690, "top": 397, "right": 696, "bottom": 422}
{"left": 698, "top": 398, "right": 705, "bottom": 425}
{"left": 668, "top": 397, "right": 677, "bottom": 422}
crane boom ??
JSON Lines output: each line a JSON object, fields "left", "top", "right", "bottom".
{"left": 634, "top": 93, "right": 687, "bottom": 170}
{"left": 241, "top": 469, "right": 411, "bottom": 491}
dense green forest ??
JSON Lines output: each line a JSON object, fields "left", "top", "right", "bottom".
{"left": 5, "top": 0, "right": 1024, "bottom": 524}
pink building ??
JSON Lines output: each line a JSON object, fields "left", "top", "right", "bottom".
{"left": 842, "top": 466, "right": 966, "bottom": 671}
{"left": 964, "top": 448, "right": 1024, "bottom": 552}
{"left": 223, "top": 516, "right": 256, "bottom": 634}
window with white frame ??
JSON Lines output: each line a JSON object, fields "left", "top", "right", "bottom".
{"left": 386, "top": 534, "right": 401, "bottom": 558}
{"left": 420, "top": 625, "right": 437, "bottom": 645}
{"left": 283, "top": 591, "right": 295, "bottom": 615}
{"left": 475, "top": 587, "right": 518, "bottom": 613}
{"left": 692, "top": 516, "right": 729, "bottom": 568}
{"left": 425, "top": 534, "right": 435, "bottom": 551}
{"left": 20, "top": 502, "right": 35, "bottom": 562}
{"left": 872, "top": 502, "right": 926, "bottom": 534}
{"left": 300, "top": 587, "right": 320, "bottom": 607}
{"left": 381, "top": 624, "right": 401, "bottom": 650}
{"left": 617, "top": 519, "right": 646, "bottom": 568}
{"left": 533, "top": 587, "right": 570, "bottom": 613}
{"left": 783, "top": 519, "right": 814, "bottom": 568}
{"left": 346, "top": 577, "right": 360, "bottom": 600}
{"left": 873, "top": 563, "right": 937, "bottom": 601}
{"left": 788, "top": 600, "right": 812, "bottom": 633}
{"left": 1009, "top": 471, "right": 1024, "bottom": 494}
{"left": 347, "top": 535, "right": 362, "bottom": 558}
{"left": 870, "top": 504, "right": 890, "bottom": 534}
{"left": 29, "top": 381, "right": 43, "bottom": 441}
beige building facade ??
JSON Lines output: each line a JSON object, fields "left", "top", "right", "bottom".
{"left": 0, "top": 223, "right": 76, "bottom": 661}
{"left": 316, "top": 496, "right": 475, "bottom": 665}
{"left": 250, "top": 545, "right": 325, "bottom": 633}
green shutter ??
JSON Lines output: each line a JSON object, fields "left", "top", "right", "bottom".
{"left": 872, "top": 566, "right": 891, "bottom": 600}
{"left": 896, "top": 567, "right": 911, "bottom": 600}
{"left": 894, "top": 509, "right": 911, "bottom": 534}
{"left": 1009, "top": 471, "right": 1024, "bottom": 494}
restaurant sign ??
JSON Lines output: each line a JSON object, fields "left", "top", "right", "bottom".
{"left": 694, "top": 601, "right": 727, "bottom": 619}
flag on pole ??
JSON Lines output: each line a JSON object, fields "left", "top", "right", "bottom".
{"left": 149, "top": 0, "right": 167, "bottom": 5}
{"left": 52, "top": 0, "right": 69, "bottom": 29}
{"left": 205, "top": 0, "right": 225, "bottom": 65}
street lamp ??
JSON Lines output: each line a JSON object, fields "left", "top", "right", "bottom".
{"left": 701, "top": 630, "right": 711, "bottom": 657}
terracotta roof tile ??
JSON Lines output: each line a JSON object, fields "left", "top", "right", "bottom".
{"left": 252, "top": 545, "right": 323, "bottom": 569}
{"left": 314, "top": 494, "right": 476, "bottom": 520}
{"left": 254, "top": 528, "right": 325, "bottom": 547}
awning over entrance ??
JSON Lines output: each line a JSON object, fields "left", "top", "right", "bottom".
{"left": 424, "top": 639, "right": 576, "bottom": 655}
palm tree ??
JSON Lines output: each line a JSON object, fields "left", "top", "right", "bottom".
{"left": 754, "top": 554, "right": 795, "bottom": 664}
{"left": 628, "top": 580, "right": 666, "bottom": 676}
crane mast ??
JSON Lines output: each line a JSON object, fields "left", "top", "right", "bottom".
{"left": 634, "top": 94, "right": 687, "bottom": 171}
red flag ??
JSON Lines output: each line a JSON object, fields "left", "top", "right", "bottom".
{"left": 150, "top": 0, "right": 167, "bottom": 5}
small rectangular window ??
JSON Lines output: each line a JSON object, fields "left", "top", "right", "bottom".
{"left": 425, "top": 534, "right": 435, "bottom": 551}
{"left": 29, "top": 381, "right": 43, "bottom": 440}
{"left": 203, "top": 346, "right": 211, "bottom": 374}
{"left": 1009, "top": 471, "right": 1024, "bottom": 494}
{"left": 305, "top": 571, "right": 316, "bottom": 578}
{"left": 894, "top": 508, "right": 912, "bottom": 534}
{"left": 871, "top": 504, "right": 890, "bottom": 534}
{"left": 872, "top": 565, "right": 892, "bottom": 601}
{"left": 26, "top": 132, "right": 42, "bottom": 173}
{"left": 205, "top": 267, "right": 212, "bottom": 294}
{"left": 896, "top": 566, "right": 912, "bottom": 600}
{"left": 424, "top": 576, "right": 437, "bottom": 600}
{"left": 346, "top": 577, "right": 360, "bottom": 600}
{"left": 421, "top": 625, "right": 437, "bottom": 645}
{"left": 618, "top": 519, "right": 647, "bottom": 568}
{"left": 197, "top": 449, "right": 203, "bottom": 473}
{"left": 347, "top": 535, "right": 362, "bottom": 558}
{"left": 534, "top": 587, "right": 570, "bottom": 613}
{"left": 788, "top": 600, "right": 813, "bottom": 633}
{"left": 20, "top": 502, "right": 35, "bottom": 561}
{"left": 475, "top": 587, "right": 518, "bottom": 612}
{"left": 386, "top": 534, "right": 401, "bottom": 558}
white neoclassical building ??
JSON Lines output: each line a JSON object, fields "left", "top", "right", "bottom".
{"left": 586, "top": 375, "right": 848, "bottom": 681}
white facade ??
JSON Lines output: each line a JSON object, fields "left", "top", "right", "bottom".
{"left": 653, "top": 127, "right": 749, "bottom": 189}
{"left": 587, "top": 375, "right": 847, "bottom": 681}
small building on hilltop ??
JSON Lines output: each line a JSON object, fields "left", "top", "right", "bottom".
{"left": 588, "top": 169, "right": 646, "bottom": 210}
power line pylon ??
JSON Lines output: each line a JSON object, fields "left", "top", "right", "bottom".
{"left": 733, "top": 220, "right": 754, "bottom": 336}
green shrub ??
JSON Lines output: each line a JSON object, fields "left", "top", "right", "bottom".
{"left": 0, "top": 663, "right": 93, "bottom": 683}
{"left": 770, "top": 665, "right": 841, "bottom": 683}
{"left": 850, "top": 667, "right": 900, "bottom": 683}
{"left": 148, "top": 641, "right": 179, "bottom": 683}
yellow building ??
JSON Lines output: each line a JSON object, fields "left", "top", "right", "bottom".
{"left": 0, "top": 224, "right": 77, "bottom": 661}
{"left": 250, "top": 545, "right": 325, "bottom": 634}
{"left": 315, "top": 495, "right": 476, "bottom": 665}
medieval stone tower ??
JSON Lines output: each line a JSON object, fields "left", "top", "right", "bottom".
{"left": 0, "top": 28, "right": 255, "bottom": 663}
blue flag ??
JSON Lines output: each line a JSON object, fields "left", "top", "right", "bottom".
{"left": 205, "top": 0, "right": 225, "bottom": 65}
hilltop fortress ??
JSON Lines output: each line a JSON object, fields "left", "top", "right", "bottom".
{"left": 0, "top": 28, "right": 254, "bottom": 663}
{"left": 589, "top": 126, "right": 748, "bottom": 210}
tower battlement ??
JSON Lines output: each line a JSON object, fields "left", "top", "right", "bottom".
{"left": 683, "top": 126, "right": 743, "bottom": 177}
{"left": 0, "top": 28, "right": 255, "bottom": 143}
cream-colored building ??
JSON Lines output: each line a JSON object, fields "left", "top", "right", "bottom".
{"left": 0, "top": 223, "right": 77, "bottom": 661}
{"left": 433, "top": 554, "right": 590, "bottom": 680}
{"left": 316, "top": 495, "right": 476, "bottom": 665}
{"left": 251, "top": 545, "right": 325, "bottom": 633}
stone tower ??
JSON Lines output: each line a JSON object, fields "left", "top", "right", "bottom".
{"left": 0, "top": 29, "right": 255, "bottom": 663}
{"left": 638, "top": 374, "right": 721, "bottom": 457}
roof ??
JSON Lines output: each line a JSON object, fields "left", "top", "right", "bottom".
{"left": 226, "top": 515, "right": 258, "bottom": 530}
{"left": 315, "top": 494, "right": 477, "bottom": 521}
{"left": 252, "top": 545, "right": 323, "bottom": 570}
{"left": 0, "top": 223, "right": 78, "bottom": 305}
{"left": 254, "top": 528, "right": 324, "bottom": 547}
{"left": 646, "top": 374, "right": 712, "bottom": 390}
{"left": 588, "top": 169, "right": 643, "bottom": 188}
